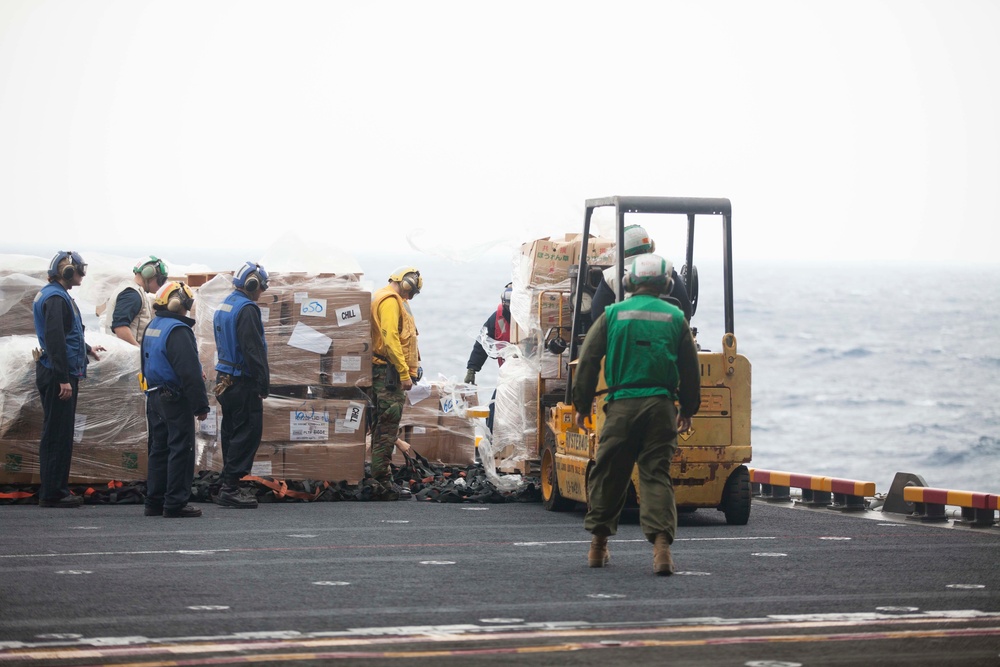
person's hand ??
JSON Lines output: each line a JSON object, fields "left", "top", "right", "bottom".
{"left": 395, "top": 438, "right": 412, "bottom": 455}
{"left": 196, "top": 412, "right": 208, "bottom": 422}
{"left": 58, "top": 382, "right": 72, "bottom": 401}
{"left": 402, "top": 378, "right": 413, "bottom": 391}
{"left": 677, "top": 415, "right": 692, "bottom": 434}
{"left": 574, "top": 411, "right": 589, "bottom": 432}
{"left": 464, "top": 369, "right": 476, "bottom": 385}
{"left": 88, "top": 345, "right": 106, "bottom": 361}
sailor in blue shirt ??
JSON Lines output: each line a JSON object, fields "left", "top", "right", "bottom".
{"left": 32, "top": 251, "right": 106, "bottom": 508}
{"left": 212, "top": 262, "right": 270, "bottom": 509}
{"left": 141, "top": 281, "right": 210, "bottom": 518}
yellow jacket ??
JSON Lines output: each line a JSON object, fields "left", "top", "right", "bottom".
{"left": 371, "top": 285, "right": 419, "bottom": 380}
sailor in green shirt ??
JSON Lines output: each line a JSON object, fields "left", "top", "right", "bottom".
{"left": 572, "top": 254, "right": 701, "bottom": 575}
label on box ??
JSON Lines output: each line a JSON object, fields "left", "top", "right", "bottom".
{"left": 327, "top": 372, "right": 347, "bottom": 385}
{"left": 340, "top": 355, "right": 361, "bottom": 371}
{"left": 251, "top": 460, "right": 272, "bottom": 476}
{"left": 412, "top": 426, "right": 427, "bottom": 434}
{"left": 299, "top": 298, "right": 328, "bottom": 318}
{"left": 260, "top": 306, "right": 271, "bottom": 323}
{"left": 4, "top": 453, "right": 24, "bottom": 473}
{"left": 120, "top": 452, "right": 140, "bottom": 472}
{"left": 290, "top": 408, "right": 330, "bottom": 441}
{"left": 334, "top": 419, "right": 354, "bottom": 434}
{"left": 343, "top": 402, "right": 365, "bottom": 431}
{"left": 335, "top": 304, "right": 363, "bottom": 327}
{"left": 199, "top": 406, "right": 219, "bottom": 436}
{"left": 288, "top": 321, "right": 332, "bottom": 354}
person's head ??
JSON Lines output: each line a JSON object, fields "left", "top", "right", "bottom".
{"left": 153, "top": 281, "right": 195, "bottom": 315}
{"left": 233, "top": 261, "right": 269, "bottom": 300}
{"left": 133, "top": 256, "right": 169, "bottom": 292}
{"left": 623, "top": 224, "right": 656, "bottom": 258}
{"left": 623, "top": 253, "right": 672, "bottom": 295}
{"left": 500, "top": 282, "right": 512, "bottom": 308}
{"left": 47, "top": 250, "right": 87, "bottom": 286}
{"left": 388, "top": 266, "right": 422, "bottom": 299}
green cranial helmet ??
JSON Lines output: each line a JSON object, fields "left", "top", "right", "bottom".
{"left": 624, "top": 253, "right": 672, "bottom": 293}
{"left": 623, "top": 224, "right": 656, "bottom": 258}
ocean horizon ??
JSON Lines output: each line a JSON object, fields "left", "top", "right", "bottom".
{"left": 3, "top": 248, "right": 998, "bottom": 495}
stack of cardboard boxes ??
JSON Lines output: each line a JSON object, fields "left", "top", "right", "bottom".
{"left": 192, "top": 273, "right": 372, "bottom": 484}
{"left": 395, "top": 382, "right": 479, "bottom": 467}
{"left": 492, "top": 233, "right": 615, "bottom": 472}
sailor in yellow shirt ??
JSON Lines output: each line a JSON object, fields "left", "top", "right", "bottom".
{"left": 369, "top": 267, "right": 423, "bottom": 500}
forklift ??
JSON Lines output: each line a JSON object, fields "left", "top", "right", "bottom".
{"left": 538, "top": 196, "right": 752, "bottom": 524}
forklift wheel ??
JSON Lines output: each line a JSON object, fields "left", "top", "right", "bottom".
{"left": 541, "top": 444, "right": 574, "bottom": 511}
{"left": 721, "top": 465, "right": 751, "bottom": 525}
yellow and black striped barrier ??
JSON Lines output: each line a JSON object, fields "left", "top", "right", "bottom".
{"left": 902, "top": 486, "right": 1000, "bottom": 528}
{"left": 748, "top": 468, "right": 876, "bottom": 512}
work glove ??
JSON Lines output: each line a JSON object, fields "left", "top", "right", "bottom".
{"left": 464, "top": 369, "right": 476, "bottom": 385}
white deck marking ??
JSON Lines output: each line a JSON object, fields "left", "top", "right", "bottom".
{"left": 313, "top": 581, "right": 351, "bottom": 586}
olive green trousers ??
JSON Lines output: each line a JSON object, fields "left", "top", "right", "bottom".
{"left": 584, "top": 395, "right": 679, "bottom": 544}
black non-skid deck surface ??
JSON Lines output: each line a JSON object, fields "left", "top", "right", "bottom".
{"left": 2, "top": 500, "right": 999, "bottom": 666}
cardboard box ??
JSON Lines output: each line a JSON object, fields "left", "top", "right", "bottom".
{"left": 520, "top": 236, "right": 577, "bottom": 287}
{"left": 0, "top": 274, "right": 44, "bottom": 336}
{"left": 10, "top": 386, "right": 147, "bottom": 446}
{"left": 68, "top": 442, "right": 148, "bottom": 483}
{"left": 261, "top": 396, "right": 367, "bottom": 444}
{"left": 0, "top": 440, "right": 39, "bottom": 484}
{"left": 249, "top": 443, "right": 282, "bottom": 478}
{"left": 281, "top": 287, "right": 370, "bottom": 332}
{"left": 320, "top": 337, "right": 372, "bottom": 387}
{"left": 402, "top": 424, "right": 476, "bottom": 466}
{"left": 281, "top": 442, "right": 365, "bottom": 484}
{"left": 269, "top": 334, "right": 325, "bottom": 386}
{"left": 400, "top": 383, "right": 442, "bottom": 429}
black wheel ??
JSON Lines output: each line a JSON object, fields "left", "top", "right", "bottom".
{"left": 721, "top": 465, "right": 751, "bottom": 525}
{"left": 541, "top": 439, "right": 574, "bottom": 511}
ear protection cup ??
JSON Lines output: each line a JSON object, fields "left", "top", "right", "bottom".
{"left": 400, "top": 272, "right": 421, "bottom": 296}
{"left": 154, "top": 281, "right": 194, "bottom": 312}
{"left": 136, "top": 257, "right": 168, "bottom": 285}
{"left": 49, "top": 251, "right": 84, "bottom": 281}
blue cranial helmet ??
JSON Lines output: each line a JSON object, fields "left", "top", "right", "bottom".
{"left": 233, "top": 261, "right": 269, "bottom": 292}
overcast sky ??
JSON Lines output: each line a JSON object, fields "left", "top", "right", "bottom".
{"left": 1, "top": 0, "right": 998, "bottom": 267}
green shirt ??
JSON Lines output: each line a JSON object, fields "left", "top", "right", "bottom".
{"left": 572, "top": 293, "right": 700, "bottom": 418}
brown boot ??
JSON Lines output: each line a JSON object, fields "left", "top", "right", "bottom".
{"left": 653, "top": 533, "right": 674, "bottom": 576}
{"left": 588, "top": 535, "right": 610, "bottom": 568}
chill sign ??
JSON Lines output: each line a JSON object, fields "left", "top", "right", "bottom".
{"left": 335, "top": 304, "right": 362, "bottom": 327}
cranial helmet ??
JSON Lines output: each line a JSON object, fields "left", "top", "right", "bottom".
{"left": 501, "top": 282, "right": 512, "bottom": 308}
{"left": 623, "top": 224, "right": 656, "bottom": 258}
{"left": 48, "top": 251, "right": 87, "bottom": 281}
{"left": 134, "top": 256, "right": 168, "bottom": 286}
{"left": 389, "top": 266, "right": 422, "bottom": 296}
{"left": 233, "top": 262, "right": 269, "bottom": 292}
{"left": 623, "top": 254, "right": 672, "bottom": 293}
{"left": 154, "top": 281, "right": 195, "bottom": 313}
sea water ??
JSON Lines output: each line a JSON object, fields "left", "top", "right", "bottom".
{"left": 7, "top": 249, "right": 997, "bottom": 494}
{"left": 363, "top": 253, "right": 1000, "bottom": 495}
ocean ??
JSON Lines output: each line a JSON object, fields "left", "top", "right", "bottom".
{"left": 4, "top": 249, "right": 998, "bottom": 495}
{"left": 365, "top": 253, "right": 1000, "bottom": 495}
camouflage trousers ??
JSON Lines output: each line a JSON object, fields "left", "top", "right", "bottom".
{"left": 370, "top": 364, "right": 405, "bottom": 482}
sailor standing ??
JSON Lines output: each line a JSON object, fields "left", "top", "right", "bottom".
{"left": 32, "top": 251, "right": 106, "bottom": 508}
{"left": 141, "top": 281, "right": 210, "bottom": 518}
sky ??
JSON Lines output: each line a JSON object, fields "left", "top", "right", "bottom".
{"left": 1, "top": 0, "right": 998, "bottom": 268}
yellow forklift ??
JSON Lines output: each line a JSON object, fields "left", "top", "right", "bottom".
{"left": 538, "top": 196, "right": 752, "bottom": 524}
